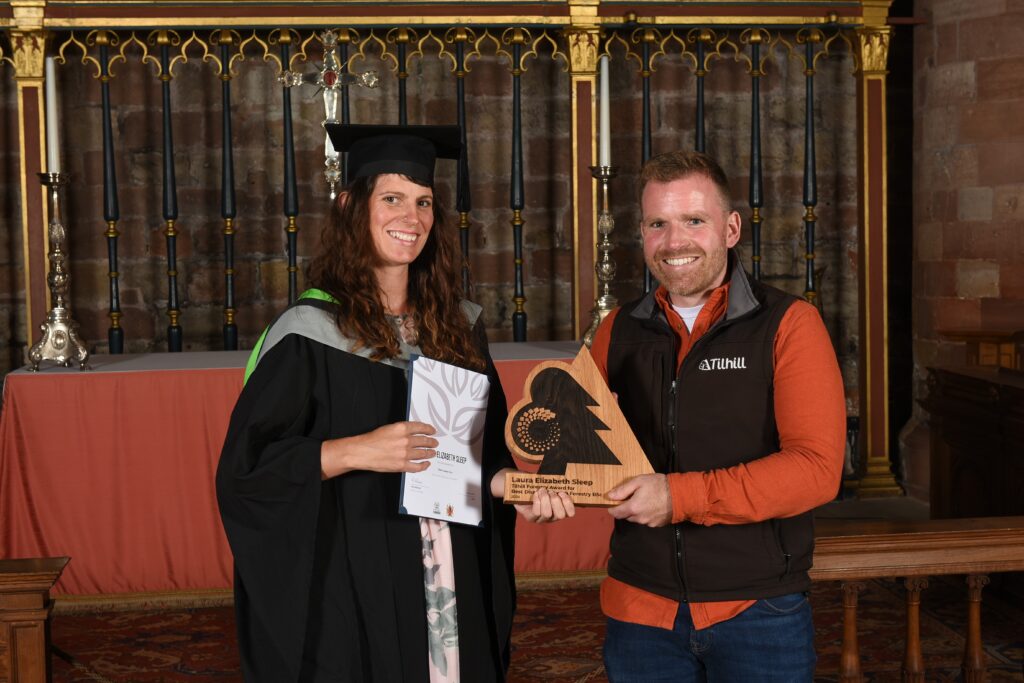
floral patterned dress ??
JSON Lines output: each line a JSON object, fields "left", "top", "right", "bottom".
{"left": 420, "top": 518, "right": 459, "bottom": 681}
{"left": 393, "top": 314, "right": 461, "bottom": 682}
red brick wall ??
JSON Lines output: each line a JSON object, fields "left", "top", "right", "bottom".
{"left": 904, "top": 0, "right": 1024, "bottom": 498}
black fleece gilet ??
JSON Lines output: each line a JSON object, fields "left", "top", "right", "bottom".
{"left": 605, "top": 264, "right": 814, "bottom": 602}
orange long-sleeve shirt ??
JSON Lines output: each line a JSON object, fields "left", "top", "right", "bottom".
{"left": 590, "top": 282, "right": 846, "bottom": 630}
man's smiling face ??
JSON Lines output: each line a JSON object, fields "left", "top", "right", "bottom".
{"left": 640, "top": 174, "right": 742, "bottom": 308}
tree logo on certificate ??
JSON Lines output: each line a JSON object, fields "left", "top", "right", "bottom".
{"left": 503, "top": 346, "right": 654, "bottom": 506}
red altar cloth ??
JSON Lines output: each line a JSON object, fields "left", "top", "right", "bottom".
{"left": 0, "top": 345, "right": 612, "bottom": 596}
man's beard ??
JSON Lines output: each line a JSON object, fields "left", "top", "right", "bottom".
{"left": 647, "top": 245, "right": 728, "bottom": 300}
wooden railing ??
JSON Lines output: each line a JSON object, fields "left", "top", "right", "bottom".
{"left": 811, "top": 516, "right": 1024, "bottom": 682}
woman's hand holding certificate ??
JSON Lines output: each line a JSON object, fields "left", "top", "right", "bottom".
{"left": 320, "top": 421, "right": 439, "bottom": 479}
{"left": 399, "top": 355, "right": 489, "bottom": 526}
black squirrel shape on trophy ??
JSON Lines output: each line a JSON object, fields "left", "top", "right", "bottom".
{"left": 509, "top": 367, "right": 622, "bottom": 475}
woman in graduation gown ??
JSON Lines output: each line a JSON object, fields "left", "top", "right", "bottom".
{"left": 216, "top": 124, "right": 573, "bottom": 683}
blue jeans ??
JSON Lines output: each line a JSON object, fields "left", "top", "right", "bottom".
{"left": 603, "top": 592, "right": 816, "bottom": 682}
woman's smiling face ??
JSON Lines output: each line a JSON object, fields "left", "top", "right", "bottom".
{"left": 367, "top": 173, "right": 435, "bottom": 270}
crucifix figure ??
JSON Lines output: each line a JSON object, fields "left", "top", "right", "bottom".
{"left": 280, "top": 30, "right": 380, "bottom": 199}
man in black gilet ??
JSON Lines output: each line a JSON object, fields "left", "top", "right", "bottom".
{"left": 590, "top": 151, "right": 846, "bottom": 682}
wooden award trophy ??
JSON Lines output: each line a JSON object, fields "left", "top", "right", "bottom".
{"left": 503, "top": 345, "right": 653, "bottom": 506}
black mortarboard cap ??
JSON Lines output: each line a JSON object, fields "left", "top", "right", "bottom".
{"left": 324, "top": 123, "right": 461, "bottom": 187}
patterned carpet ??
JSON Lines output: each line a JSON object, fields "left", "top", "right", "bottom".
{"left": 50, "top": 577, "right": 1023, "bottom": 682}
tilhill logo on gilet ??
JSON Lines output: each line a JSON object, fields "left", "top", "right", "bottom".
{"left": 698, "top": 357, "right": 748, "bottom": 371}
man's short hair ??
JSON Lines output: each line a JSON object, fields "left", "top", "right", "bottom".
{"left": 638, "top": 150, "right": 732, "bottom": 210}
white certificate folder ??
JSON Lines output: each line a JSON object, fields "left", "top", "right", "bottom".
{"left": 399, "top": 355, "right": 489, "bottom": 526}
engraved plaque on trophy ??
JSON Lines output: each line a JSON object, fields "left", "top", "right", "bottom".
{"left": 503, "top": 345, "right": 653, "bottom": 506}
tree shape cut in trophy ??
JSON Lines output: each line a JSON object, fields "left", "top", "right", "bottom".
{"left": 511, "top": 367, "right": 620, "bottom": 475}
{"left": 503, "top": 346, "right": 654, "bottom": 506}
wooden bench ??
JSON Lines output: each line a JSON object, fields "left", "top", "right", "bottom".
{"left": 0, "top": 558, "right": 68, "bottom": 683}
{"left": 811, "top": 516, "right": 1024, "bottom": 682}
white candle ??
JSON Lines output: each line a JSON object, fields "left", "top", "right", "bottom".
{"left": 45, "top": 55, "right": 61, "bottom": 174}
{"left": 598, "top": 55, "right": 611, "bottom": 167}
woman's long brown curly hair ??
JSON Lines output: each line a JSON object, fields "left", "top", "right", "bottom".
{"left": 307, "top": 174, "right": 486, "bottom": 371}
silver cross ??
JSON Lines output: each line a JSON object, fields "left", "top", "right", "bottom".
{"left": 280, "top": 30, "right": 379, "bottom": 199}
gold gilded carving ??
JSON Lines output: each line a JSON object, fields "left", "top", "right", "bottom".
{"left": 861, "top": 0, "right": 894, "bottom": 29}
{"left": 441, "top": 26, "right": 476, "bottom": 74}
{"left": 10, "top": 30, "right": 45, "bottom": 78}
{"left": 140, "top": 28, "right": 209, "bottom": 79}
{"left": 818, "top": 29, "right": 854, "bottom": 72}
{"left": 789, "top": 27, "right": 853, "bottom": 75}
{"left": 57, "top": 31, "right": 102, "bottom": 78}
{"left": 60, "top": 30, "right": 139, "bottom": 80}
{"left": 171, "top": 32, "right": 209, "bottom": 77}
{"left": 207, "top": 29, "right": 254, "bottom": 79}
{"left": 152, "top": 29, "right": 175, "bottom": 48}
{"left": 536, "top": 31, "right": 568, "bottom": 72}
{"left": 206, "top": 29, "right": 233, "bottom": 76}
{"left": 462, "top": 28, "right": 502, "bottom": 73}
{"left": 600, "top": 29, "right": 628, "bottom": 62}
{"left": 682, "top": 28, "right": 728, "bottom": 76}
{"left": 112, "top": 32, "right": 154, "bottom": 78}
{"left": 447, "top": 26, "right": 472, "bottom": 45}
{"left": 352, "top": 30, "right": 397, "bottom": 73}
{"left": 264, "top": 29, "right": 316, "bottom": 74}
{"left": 232, "top": 31, "right": 266, "bottom": 76}
{"left": 386, "top": 27, "right": 416, "bottom": 75}
{"left": 856, "top": 28, "right": 889, "bottom": 73}
{"left": 413, "top": 29, "right": 450, "bottom": 70}
{"left": 387, "top": 27, "right": 414, "bottom": 46}
{"left": 564, "top": 27, "right": 598, "bottom": 73}
{"left": 10, "top": 0, "right": 45, "bottom": 32}
{"left": 625, "top": 27, "right": 665, "bottom": 75}
{"left": 567, "top": 0, "right": 600, "bottom": 26}
{"left": 497, "top": 28, "right": 542, "bottom": 74}
{"left": 293, "top": 31, "right": 316, "bottom": 72}
{"left": 736, "top": 28, "right": 779, "bottom": 77}
{"left": 142, "top": 29, "right": 179, "bottom": 77}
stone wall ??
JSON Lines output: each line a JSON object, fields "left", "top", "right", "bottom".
{"left": 0, "top": 29, "right": 861, "bottom": 398}
{"left": 905, "top": 0, "right": 1024, "bottom": 499}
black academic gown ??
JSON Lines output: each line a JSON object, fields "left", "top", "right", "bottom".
{"left": 216, "top": 299, "right": 516, "bottom": 683}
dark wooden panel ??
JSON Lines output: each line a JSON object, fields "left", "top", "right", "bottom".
{"left": 921, "top": 367, "right": 1024, "bottom": 519}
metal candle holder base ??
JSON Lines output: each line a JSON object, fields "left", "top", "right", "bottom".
{"left": 27, "top": 172, "right": 89, "bottom": 371}
{"left": 583, "top": 165, "right": 619, "bottom": 347}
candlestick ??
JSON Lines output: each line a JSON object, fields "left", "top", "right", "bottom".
{"left": 598, "top": 56, "right": 611, "bottom": 167}
{"left": 583, "top": 165, "right": 619, "bottom": 347}
{"left": 45, "top": 56, "right": 61, "bottom": 174}
{"left": 28, "top": 173, "right": 89, "bottom": 371}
